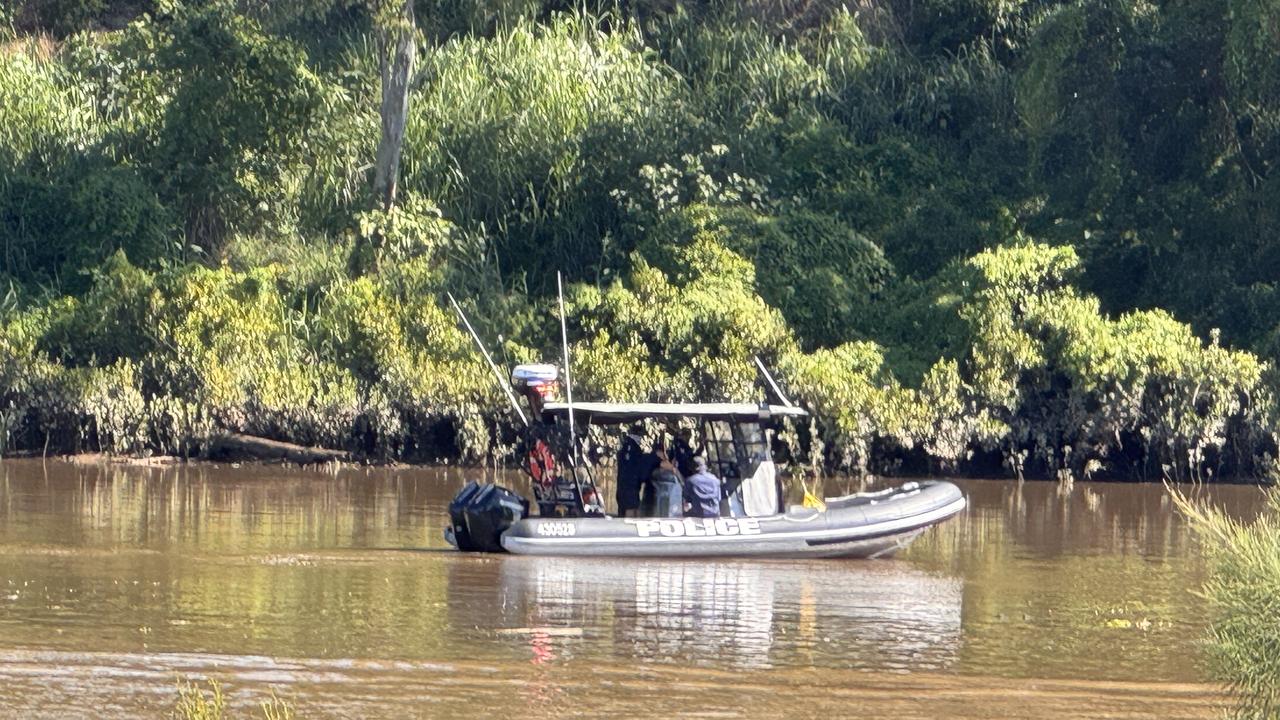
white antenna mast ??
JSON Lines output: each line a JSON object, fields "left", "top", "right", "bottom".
{"left": 447, "top": 292, "right": 529, "bottom": 427}
{"left": 556, "top": 272, "right": 577, "bottom": 464}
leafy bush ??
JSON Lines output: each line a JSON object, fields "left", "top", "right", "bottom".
{"left": 314, "top": 257, "right": 506, "bottom": 460}
{"left": 642, "top": 203, "right": 893, "bottom": 348}
{"left": 958, "top": 242, "right": 1267, "bottom": 480}
{"left": 141, "top": 1, "right": 325, "bottom": 255}
{"left": 568, "top": 237, "right": 795, "bottom": 403}
{"left": 0, "top": 253, "right": 508, "bottom": 461}
{"left": 0, "top": 157, "right": 173, "bottom": 291}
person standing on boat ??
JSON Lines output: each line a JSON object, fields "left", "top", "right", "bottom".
{"left": 683, "top": 457, "right": 722, "bottom": 518}
{"left": 617, "top": 426, "right": 658, "bottom": 517}
{"left": 645, "top": 439, "right": 684, "bottom": 518}
{"left": 672, "top": 427, "right": 700, "bottom": 478}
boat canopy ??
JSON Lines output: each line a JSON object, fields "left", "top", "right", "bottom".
{"left": 540, "top": 401, "right": 808, "bottom": 424}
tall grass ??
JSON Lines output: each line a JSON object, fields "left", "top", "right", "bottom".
{"left": 1171, "top": 486, "right": 1280, "bottom": 718}
{"left": 403, "top": 12, "right": 682, "bottom": 286}
{"left": 173, "top": 678, "right": 296, "bottom": 720}
{"left": 0, "top": 42, "right": 99, "bottom": 166}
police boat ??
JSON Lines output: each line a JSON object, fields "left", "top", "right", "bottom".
{"left": 445, "top": 387, "right": 966, "bottom": 559}
{"left": 442, "top": 286, "right": 965, "bottom": 559}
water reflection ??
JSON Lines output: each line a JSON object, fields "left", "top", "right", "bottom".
{"left": 477, "top": 557, "right": 962, "bottom": 672}
{"left": 0, "top": 459, "right": 1264, "bottom": 718}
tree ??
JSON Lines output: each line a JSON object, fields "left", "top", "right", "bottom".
{"left": 146, "top": 1, "right": 322, "bottom": 258}
{"left": 373, "top": 0, "right": 416, "bottom": 212}
{"left": 346, "top": 0, "right": 418, "bottom": 275}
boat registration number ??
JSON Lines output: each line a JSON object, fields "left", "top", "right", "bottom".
{"left": 626, "top": 517, "right": 762, "bottom": 538}
{"left": 536, "top": 521, "right": 577, "bottom": 537}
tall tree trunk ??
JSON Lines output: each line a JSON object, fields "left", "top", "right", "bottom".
{"left": 374, "top": 0, "right": 416, "bottom": 213}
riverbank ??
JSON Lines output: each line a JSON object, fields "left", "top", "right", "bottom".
{"left": 3, "top": 245, "right": 1275, "bottom": 484}
{"left": 4, "top": 432, "right": 351, "bottom": 468}
{"left": 6, "top": 1, "right": 1280, "bottom": 486}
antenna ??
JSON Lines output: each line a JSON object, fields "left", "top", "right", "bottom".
{"left": 558, "top": 272, "right": 600, "bottom": 513}
{"left": 447, "top": 292, "right": 529, "bottom": 427}
{"left": 556, "top": 272, "right": 578, "bottom": 463}
{"left": 754, "top": 355, "right": 796, "bottom": 408}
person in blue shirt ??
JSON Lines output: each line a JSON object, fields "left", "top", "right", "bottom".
{"left": 683, "top": 456, "right": 722, "bottom": 518}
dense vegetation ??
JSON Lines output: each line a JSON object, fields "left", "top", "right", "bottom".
{"left": 1175, "top": 489, "right": 1280, "bottom": 717}
{"left": 2, "top": 0, "right": 1279, "bottom": 479}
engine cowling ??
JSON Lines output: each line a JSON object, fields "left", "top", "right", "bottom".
{"left": 447, "top": 481, "right": 529, "bottom": 552}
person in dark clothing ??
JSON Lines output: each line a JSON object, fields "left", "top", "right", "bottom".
{"left": 671, "top": 427, "right": 700, "bottom": 478}
{"left": 616, "top": 427, "right": 658, "bottom": 517}
{"left": 683, "top": 456, "right": 722, "bottom": 518}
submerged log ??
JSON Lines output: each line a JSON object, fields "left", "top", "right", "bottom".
{"left": 209, "top": 433, "right": 350, "bottom": 465}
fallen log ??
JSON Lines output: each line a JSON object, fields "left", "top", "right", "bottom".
{"left": 208, "top": 433, "right": 350, "bottom": 465}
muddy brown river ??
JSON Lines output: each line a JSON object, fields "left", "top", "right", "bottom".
{"left": 0, "top": 459, "right": 1262, "bottom": 718}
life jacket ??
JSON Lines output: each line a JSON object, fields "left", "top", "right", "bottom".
{"left": 528, "top": 439, "right": 557, "bottom": 491}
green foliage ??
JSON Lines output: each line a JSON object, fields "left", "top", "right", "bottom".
{"left": 1, "top": 156, "right": 173, "bottom": 291}
{"left": 1225, "top": 0, "right": 1280, "bottom": 167}
{"left": 643, "top": 203, "right": 893, "bottom": 348}
{"left": 347, "top": 193, "right": 457, "bottom": 273}
{"left": 958, "top": 242, "right": 1266, "bottom": 479}
{"left": 568, "top": 240, "right": 795, "bottom": 403}
{"left": 416, "top": 0, "right": 543, "bottom": 41}
{"left": 0, "top": 254, "right": 507, "bottom": 461}
{"left": 0, "top": 45, "right": 99, "bottom": 162}
{"left": 142, "top": 1, "right": 325, "bottom": 255}
{"left": 10, "top": 0, "right": 110, "bottom": 37}
{"left": 313, "top": 257, "right": 506, "bottom": 459}
{"left": 1, "top": 1, "right": 1280, "bottom": 478}
{"left": 1174, "top": 489, "right": 1280, "bottom": 718}
{"left": 403, "top": 13, "right": 681, "bottom": 287}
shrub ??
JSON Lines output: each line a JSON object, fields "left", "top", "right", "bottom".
{"left": 313, "top": 257, "right": 511, "bottom": 460}
{"left": 959, "top": 241, "right": 1267, "bottom": 480}
{"left": 142, "top": 1, "right": 325, "bottom": 255}
{"left": 642, "top": 203, "right": 893, "bottom": 348}
{"left": 568, "top": 237, "right": 796, "bottom": 403}
{"left": 1173, "top": 489, "right": 1280, "bottom": 719}
{"left": 0, "top": 158, "right": 174, "bottom": 292}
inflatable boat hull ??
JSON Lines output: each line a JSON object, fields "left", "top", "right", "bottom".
{"left": 499, "top": 480, "right": 965, "bottom": 558}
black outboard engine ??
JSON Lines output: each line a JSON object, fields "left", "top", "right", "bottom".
{"left": 447, "top": 481, "right": 529, "bottom": 552}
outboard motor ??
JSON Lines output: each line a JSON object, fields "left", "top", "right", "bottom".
{"left": 447, "top": 481, "right": 529, "bottom": 552}
{"left": 447, "top": 480, "right": 484, "bottom": 550}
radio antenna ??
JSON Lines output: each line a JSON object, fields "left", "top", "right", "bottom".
{"left": 754, "top": 355, "right": 795, "bottom": 408}
{"left": 556, "top": 272, "right": 578, "bottom": 464}
{"left": 447, "top": 292, "right": 529, "bottom": 427}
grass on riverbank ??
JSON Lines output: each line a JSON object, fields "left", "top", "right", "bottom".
{"left": 173, "top": 679, "right": 295, "bottom": 720}
{"left": 1172, "top": 486, "right": 1280, "bottom": 718}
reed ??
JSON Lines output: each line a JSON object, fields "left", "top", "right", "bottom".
{"left": 173, "top": 678, "right": 296, "bottom": 720}
{"left": 402, "top": 12, "right": 681, "bottom": 285}
{"left": 1171, "top": 487, "right": 1280, "bottom": 718}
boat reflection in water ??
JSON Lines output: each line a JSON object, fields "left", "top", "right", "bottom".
{"left": 465, "top": 555, "right": 963, "bottom": 672}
